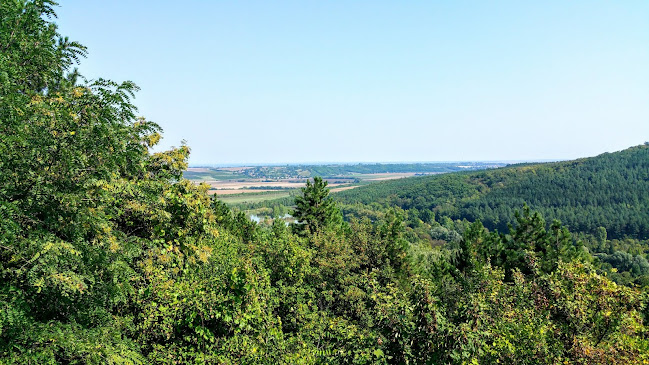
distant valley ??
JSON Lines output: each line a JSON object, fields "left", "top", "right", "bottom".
{"left": 185, "top": 162, "right": 506, "bottom": 205}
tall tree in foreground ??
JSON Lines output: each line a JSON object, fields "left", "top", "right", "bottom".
{"left": 292, "top": 176, "right": 342, "bottom": 236}
{"left": 0, "top": 2, "right": 278, "bottom": 363}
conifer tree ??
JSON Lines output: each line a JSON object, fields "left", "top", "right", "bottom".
{"left": 291, "top": 176, "right": 342, "bottom": 235}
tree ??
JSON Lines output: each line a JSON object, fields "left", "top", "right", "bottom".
{"left": 291, "top": 176, "right": 342, "bottom": 236}
{"left": 0, "top": 2, "right": 276, "bottom": 362}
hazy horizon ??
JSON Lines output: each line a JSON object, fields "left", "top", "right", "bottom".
{"left": 56, "top": 1, "right": 649, "bottom": 165}
{"left": 188, "top": 158, "right": 562, "bottom": 168}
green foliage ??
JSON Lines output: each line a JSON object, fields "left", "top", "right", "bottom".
{"left": 337, "top": 145, "right": 649, "bottom": 239}
{"left": 0, "top": 2, "right": 272, "bottom": 362}
{"left": 292, "top": 177, "right": 343, "bottom": 236}
{"left": 2, "top": 1, "right": 648, "bottom": 363}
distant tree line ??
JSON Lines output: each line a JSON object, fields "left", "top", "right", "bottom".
{"left": 237, "top": 162, "right": 503, "bottom": 179}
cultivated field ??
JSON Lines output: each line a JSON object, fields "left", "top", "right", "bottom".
{"left": 351, "top": 172, "right": 420, "bottom": 181}
{"left": 184, "top": 163, "right": 503, "bottom": 206}
{"left": 215, "top": 191, "right": 293, "bottom": 205}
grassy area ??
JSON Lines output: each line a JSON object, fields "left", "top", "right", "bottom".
{"left": 216, "top": 190, "right": 296, "bottom": 205}
{"left": 183, "top": 170, "right": 248, "bottom": 181}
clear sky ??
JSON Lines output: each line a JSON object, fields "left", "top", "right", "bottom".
{"left": 55, "top": 1, "right": 649, "bottom": 165}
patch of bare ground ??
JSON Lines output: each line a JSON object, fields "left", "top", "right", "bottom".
{"left": 206, "top": 181, "right": 305, "bottom": 189}
{"left": 362, "top": 173, "right": 417, "bottom": 181}
{"left": 186, "top": 167, "right": 212, "bottom": 173}
{"left": 208, "top": 189, "right": 279, "bottom": 195}
{"left": 204, "top": 180, "right": 351, "bottom": 190}
{"left": 330, "top": 186, "right": 360, "bottom": 193}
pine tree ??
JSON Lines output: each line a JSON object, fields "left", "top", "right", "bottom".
{"left": 291, "top": 176, "right": 342, "bottom": 235}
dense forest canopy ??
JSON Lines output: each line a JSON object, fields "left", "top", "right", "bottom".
{"left": 1, "top": 1, "right": 648, "bottom": 363}
{"left": 336, "top": 145, "right": 649, "bottom": 239}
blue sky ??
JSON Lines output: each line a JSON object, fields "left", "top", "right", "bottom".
{"left": 55, "top": 1, "right": 649, "bottom": 165}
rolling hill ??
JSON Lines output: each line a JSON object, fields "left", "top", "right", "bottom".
{"left": 336, "top": 144, "right": 649, "bottom": 239}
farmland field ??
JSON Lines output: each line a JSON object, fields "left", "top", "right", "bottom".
{"left": 184, "top": 163, "right": 506, "bottom": 206}
{"left": 215, "top": 191, "right": 294, "bottom": 205}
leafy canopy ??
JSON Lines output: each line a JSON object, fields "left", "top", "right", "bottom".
{"left": 1, "top": 1, "right": 648, "bottom": 364}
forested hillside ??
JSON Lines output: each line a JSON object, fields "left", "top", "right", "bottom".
{"left": 337, "top": 145, "right": 649, "bottom": 239}
{"left": 2, "top": 2, "right": 648, "bottom": 364}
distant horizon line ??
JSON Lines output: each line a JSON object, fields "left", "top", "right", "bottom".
{"left": 188, "top": 159, "right": 562, "bottom": 168}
